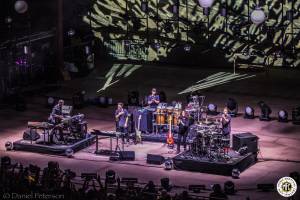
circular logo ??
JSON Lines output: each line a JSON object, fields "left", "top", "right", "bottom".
{"left": 277, "top": 177, "right": 297, "bottom": 197}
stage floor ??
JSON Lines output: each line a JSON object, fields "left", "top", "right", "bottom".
{"left": 1, "top": 64, "right": 300, "bottom": 199}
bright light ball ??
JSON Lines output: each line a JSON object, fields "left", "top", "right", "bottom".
{"left": 198, "top": 0, "right": 215, "bottom": 8}
{"left": 251, "top": 8, "right": 266, "bottom": 25}
{"left": 14, "top": 1, "right": 28, "bottom": 14}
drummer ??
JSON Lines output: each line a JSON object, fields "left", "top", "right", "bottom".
{"left": 147, "top": 88, "right": 160, "bottom": 108}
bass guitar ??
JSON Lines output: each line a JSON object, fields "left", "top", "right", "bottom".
{"left": 166, "top": 116, "right": 174, "bottom": 148}
{"left": 135, "top": 115, "right": 142, "bottom": 144}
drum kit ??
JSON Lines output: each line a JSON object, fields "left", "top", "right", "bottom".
{"left": 188, "top": 121, "right": 230, "bottom": 161}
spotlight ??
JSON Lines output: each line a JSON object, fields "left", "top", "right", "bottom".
{"left": 250, "top": 7, "right": 267, "bottom": 25}
{"left": 106, "top": 170, "right": 116, "bottom": 184}
{"left": 292, "top": 107, "right": 300, "bottom": 125}
{"left": 226, "top": 98, "right": 238, "bottom": 117}
{"left": 65, "top": 148, "right": 74, "bottom": 158}
{"left": 184, "top": 44, "right": 191, "bottom": 52}
{"left": 161, "top": 177, "right": 171, "bottom": 191}
{"left": 244, "top": 106, "right": 255, "bottom": 119}
{"left": 67, "top": 29, "right": 75, "bottom": 37}
{"left": 224, "top": 181, "right": 235, "bottom": 195}
{"left": 207, "top": 103, "right": 218, "bottom": 115}
{"left": 278, "top": 110, "right": 288, "bottom": 122}
{"left": 258, "top": 101, "right": 272, "bottom": 121}
{"left": 231, "top": 168, "right": 240, "bottom": 179}
{"left": 24, "top": 46, "right": 30, "bottom": 55}
{"left": 5, "top": 141, "right": 13, "bottom": 151}
{"left": 14, "top": 0, "right": 28, "bottom": 14}
{"left": 5, "top": 16, "right": 13, "bottom": 24}
{"left": 198, "top": 0, "right": 215, "bottom": 8}
{"left": 164, "top": 158, "right": 173, "bottom": 170}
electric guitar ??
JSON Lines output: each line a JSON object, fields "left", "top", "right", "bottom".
{"left": 135, "top": 115, "right": 142, "bottom": 144}
{"left": 166, "top": 116, "right": 174, "bottom": 147}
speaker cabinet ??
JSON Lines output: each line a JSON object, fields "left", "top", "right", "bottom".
{"left": 233, "top": 132, "right": 258, "bottom": 153}
{"left": 147, "top": 154, "right": 165, "bottom": 165}
{"left": 119, "top": 151, "right": 135, "bottom": 161}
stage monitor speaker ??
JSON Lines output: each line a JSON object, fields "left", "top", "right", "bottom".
{"left": 119, "top": 151, "right": 135, "bottom": 161}
{"left": 23, "top": 129, "right": 40, "bottom": 141}
{"left": 147, "top": 154, "right": 165, "bottom": 165}
{"left": 232, "top": 132, "right": 258, "bottom": 153}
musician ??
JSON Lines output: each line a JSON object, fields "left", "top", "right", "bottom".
{"left": 115, "top": 102, "right": 129, "bottom": 143}
{"left": 220, "top": 107, "right": 231, "bottom": 136}
{"left": 49, "top": 99, "right": 64, "bottom": 124}
{"left": 147, "top": 88, "right": 160, "bottom": 108}
{"left": 49, "top": 99, "right": 65, "bottom": 141}
{"left": 177, "top": 110, "right": 189, "bottom": 153}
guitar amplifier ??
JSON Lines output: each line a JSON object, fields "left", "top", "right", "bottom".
{"left": 233, "top": 132, "right": 259, "bottom": 153}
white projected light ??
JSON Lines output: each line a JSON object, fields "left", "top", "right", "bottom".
{"left": 250, "top": 8, "right": 266, "bottom": 25}
{"left": 14, "top": 1, "right": 28, "bottom": 14}
{"left": 198, "top": 0, "right": 215, "bottom": 8}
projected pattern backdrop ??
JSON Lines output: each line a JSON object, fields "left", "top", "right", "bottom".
{"left": 83, "top": 0, "right": 300, "bottom": 67}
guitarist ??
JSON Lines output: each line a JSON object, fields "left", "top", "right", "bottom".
{"left": 115, "top": 102, "right": 129, "bottom": 143}
{"left": 177, "top": 110, "right": 189, "bottom": 153}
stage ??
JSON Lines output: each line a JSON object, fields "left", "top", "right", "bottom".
{"left": 1, "top": 64, "right": 300, "bottom": 199}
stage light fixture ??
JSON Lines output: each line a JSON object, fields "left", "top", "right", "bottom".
{"left": 244, "top": 106, "right": 255, "bottom": 119}
{"left": 65, "top": 148, "right": 74, "bottom": 158}
{"left": 14, "top": 0, "right": 28, "bottom": 14}
{"left": 250, "top": 7, "right": 267, "bottom": 25}
{"left": 224, "top": 181, "right": 235, "bottom": 195}
{"left": 5, "top": 16, "right": 13, "bottom": 24}
{"left": 5, "top": 141, "right": 13, "bottom": 151}
{"left": 24, "top": 46, "right": 29, "bottom": 55}
{"left": 258, "top": 101, "right": 272, "bottom": 121}
{"left": 164, "top": 158, "right": 173, "bottom": 170}
{"left": 292, "top": 107, "right": 300, "bottom": 125}
{"left": 231, "top": 168, "right": 240, "bottom": 179}
{"left": 278, "top": 110, "right": 288, "bottom": 122}
{"left": 67, "top": 29, "right": 75, "bottom": 37}
{"left": 226, "top": 98, "right": 238, "bottom": 117}
{"left": 207, "top": 103, "right": 218, "bottom": 115}
{"left": 198, "top": 0, "right": 215, "bottom": 8}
